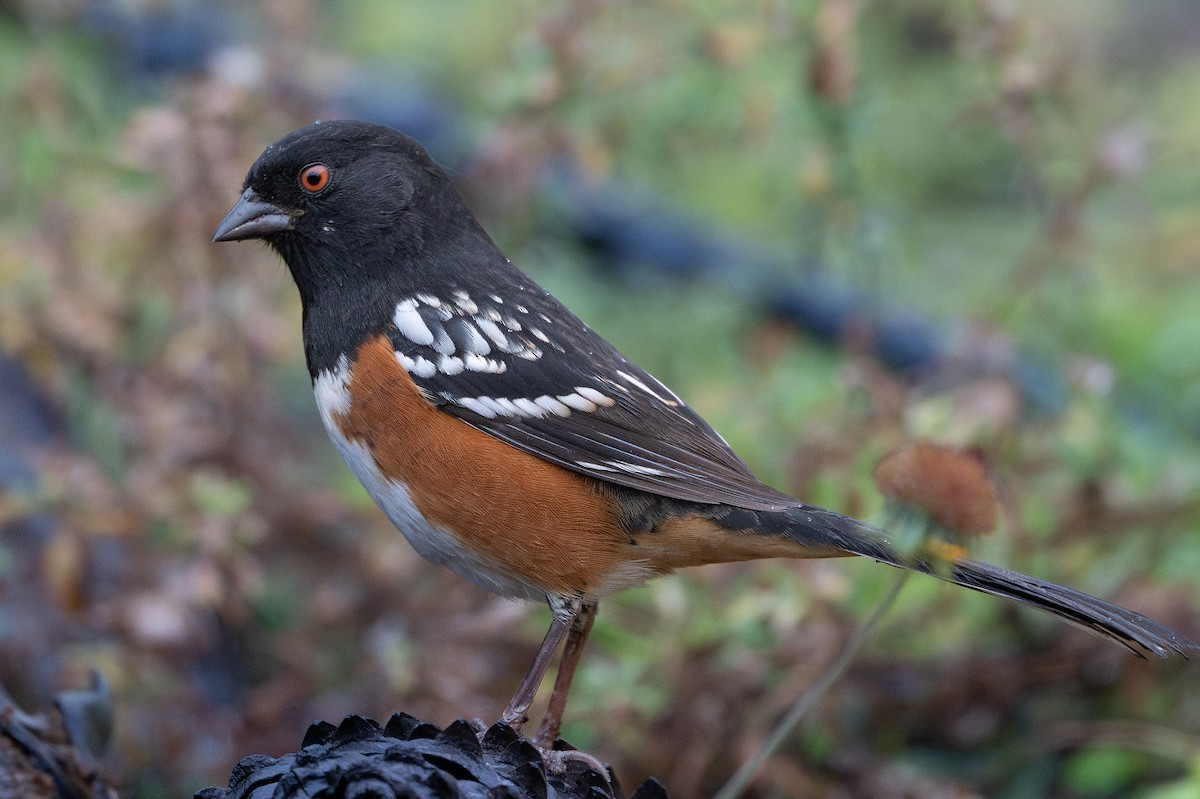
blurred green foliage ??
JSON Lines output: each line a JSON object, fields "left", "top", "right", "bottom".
{"left": 0, "top": 1, "right": 1198, "bottom": 798}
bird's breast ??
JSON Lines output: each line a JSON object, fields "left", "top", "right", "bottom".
{"left": 311, "top": 335, "right": 651, "bottom": 600}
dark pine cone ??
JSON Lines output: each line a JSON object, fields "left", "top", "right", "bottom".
{"left": 195, "top": 713, "right": 667, "bottom": 799}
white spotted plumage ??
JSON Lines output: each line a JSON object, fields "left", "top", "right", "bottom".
{"left": 435, "top": 386, "right": 616, "bottom": 421}
{"left": 436, "top": 354, "right": 465, "bottom": 375}
{"left": 476, "top": 318, "right": 509, "bottom": 349}
{"left": 463, "top": 353, "right": 506, "bottom": 374}
{"left": 396, "top": 352, "right": 437, "bottom": 378}
{"left": 533, "top": 395, "right": 571, "bottom": 417}
{"left": 557, "top": 393, "right": 594, "bottom": 412}
{"left": 393, "top": 298, "right": 434, "bottom": 346}
{"left": 391, "top": 292, "right": 549, "bottom": 378}
{"left": 574, "top": 387, "right": 615, "bottom": 407}
{"left": 450, "top": 289, "right": 478, "bottom": 314}
{"left": 458, "top": 324, "right": 491, "bottom": 356}
{"left": 457, "top": 396, "right": 498, "bottom": 419}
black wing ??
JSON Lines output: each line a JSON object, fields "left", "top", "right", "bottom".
{"left": 381, "top": 279, "right": 797, "bottom": 511}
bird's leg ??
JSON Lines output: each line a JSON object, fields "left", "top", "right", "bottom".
{"left": 499, "top": 595, "right": 581, "bottom": 732}
{"left": 535, "top": 601, "right": 597, "bottom": 746}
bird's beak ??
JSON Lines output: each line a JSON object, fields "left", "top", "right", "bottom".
{"left": 212, "top": 188, "right": 296, "bottom": 243}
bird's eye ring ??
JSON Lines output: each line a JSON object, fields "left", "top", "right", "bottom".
{"left": 299, "top": 164, "right": 331, "bottom": 193}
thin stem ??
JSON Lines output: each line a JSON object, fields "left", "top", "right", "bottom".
{"left": 712, "top": 569, "right": 911, "bottom": 799}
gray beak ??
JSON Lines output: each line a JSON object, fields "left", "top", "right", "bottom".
{"left": 212, "top": 188, "right": 296, "bottom": 242}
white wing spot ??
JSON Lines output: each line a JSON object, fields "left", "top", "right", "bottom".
{"left": 458, "top": 397, "right": 497, "bottom": 419}
{"left": 512, "top": 398, "right": 545, "bottom": 417}
{"left": 498, "top": 398, "right": 526, "bottom": 416}
{"left": 460, "top": 324, "right": 491, "bottom": 355}
{"left": 464, "top": 353, "right": 507, "bottom": 374}
{"left": 394, "top": 300, "right": 434, "bottom": 345}
{"left": 414, "top": 356, "right": 438, "bottom": 377}
{"left": 452, "top": 290, "right": 478, "bottom": 314}
{"left": 437, "top": 354, "right": 464, "bottom": 375}
{"left": 394, "top": 295, "right": 544, "bottom": 375}
{"left": 396, "top": 352, "right": 437, "bottom": 378}
{"left": 395, "top": 351, "right": 437, "bottom": 378}
{"left": 478, "top": 396, "right": 507, "bottom": 416}
{"left": 476, "top": 318, "right": 509, "bottom": 348}
{"left": 488, "top": 397, "right": 517, "bottom": 416}
{"left": 534, "top": 395, "right": 572, "bottom": 416}
{"left": 558, "top": 393, "right": 597, "bottom": 413}
{"left": 489, "top": 294, "right": 504, "bottom": 304}
{"left": 575, "top": 387, "right": 615, "bottom": 407}
{"left": 452, "top": 392, "right": 576, "bottom": 419}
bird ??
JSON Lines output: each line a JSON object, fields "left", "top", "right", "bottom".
{"left": 213, "top": 120, "right": 1196, "bottom": 744}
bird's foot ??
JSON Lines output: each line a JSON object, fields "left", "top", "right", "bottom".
{"left": 535, "top": 742, "right": 609, "bottom": 776}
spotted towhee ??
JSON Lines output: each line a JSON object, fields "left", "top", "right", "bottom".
{"left": 213, "top": 120, "right": 1195, "bottom": 743}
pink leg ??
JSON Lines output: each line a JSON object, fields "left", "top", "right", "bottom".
{"left": 499, "top": 596, "right": 581, "bottom": 731}
{"left": 535, "top": 601, "right": 598, "bottom": 746}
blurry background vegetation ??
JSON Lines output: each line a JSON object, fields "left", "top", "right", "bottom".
{"left": 1, "top": 0, "right": 1199, "bottom": 797}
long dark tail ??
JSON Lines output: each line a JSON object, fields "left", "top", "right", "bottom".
{"left": 782, "top": 505, "right": 1197, "bottom": 658}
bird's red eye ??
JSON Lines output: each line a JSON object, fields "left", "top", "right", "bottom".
{"left": 299, "top": 164, "right": 330, "bottom": 193}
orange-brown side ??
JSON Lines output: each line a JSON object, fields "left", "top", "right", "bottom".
{"left": 334, "top": 335, "right": 644, "bottom": 597}
{"left": 633, "top": 515, "right": 849, "bottom": 571}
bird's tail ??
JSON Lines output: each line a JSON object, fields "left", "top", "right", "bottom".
{"left": 781, "top": 505, "right": 1197, "bottom": 658}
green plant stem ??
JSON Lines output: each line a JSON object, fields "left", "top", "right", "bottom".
{"left": 712, "top": 569, "right": 912, "bottom": 799}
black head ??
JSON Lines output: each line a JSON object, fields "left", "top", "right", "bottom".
{"left": 214, "top": 120, "right": 524, "bottom": 376}
{"left": 213, "top": 120, "right": 491, "bottom": 306}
